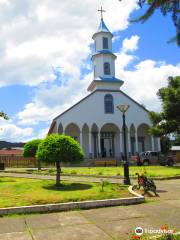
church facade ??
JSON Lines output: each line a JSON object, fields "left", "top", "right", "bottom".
{"left": 48, "top": 16, "right": 161, "bottom": 160}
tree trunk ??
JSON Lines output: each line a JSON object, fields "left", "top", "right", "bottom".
{"left": 56, "top": 161, "right": 61, "bottom": 187}
{"left": 37, "top": 159, "right": 41, "bottom": 170}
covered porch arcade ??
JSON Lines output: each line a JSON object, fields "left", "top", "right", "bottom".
{"left": 56, "top": 122, "right": 160, "bottom": 159}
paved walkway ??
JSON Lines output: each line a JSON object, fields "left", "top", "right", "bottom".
{"left": 0, "top": 172, "right": 124, "bottom": 184}
{"left": 0, "top": 177, "right": 179, "bottom": 239}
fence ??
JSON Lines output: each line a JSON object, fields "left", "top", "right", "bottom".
{"left": 0, "top": 156, "right": 37, "bottom": 168}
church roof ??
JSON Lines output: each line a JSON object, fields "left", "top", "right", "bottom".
{"left": 92, "top": 19, "right": 113, "bottom": 39}
{"left": 98, "top": 19, "right": 110, "bottom": 33}
{"left": 51, "top": 89, "right": 149, "bottom": 123}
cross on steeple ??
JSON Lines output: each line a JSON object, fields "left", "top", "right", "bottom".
{"left": 98, "top": 6, "right": 106, "bottom": 20}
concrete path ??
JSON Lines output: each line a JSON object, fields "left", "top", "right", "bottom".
{"left": 0, "top": 179, "right": 179, "bottom": 239}
{"left": 0, "top": 172, "right": 123, "bottom": 184}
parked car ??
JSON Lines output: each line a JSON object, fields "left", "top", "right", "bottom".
{"left": 135, "top": 151, "right": 174, "bottom": 166}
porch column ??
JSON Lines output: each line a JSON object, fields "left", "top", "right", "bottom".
{"left": 135, "top": 131, "right": 138, "bottom": 153}
{"left": 98, "top": 131, "right": 101, "bottom": 157}
{"left": 80, "top": 131, "right": 83, "bottom": 148}
{"left": 151, "top": 136, "right": 155, "bottom": 151}
{"left": 119, "top": 131, "right": 123, "bottom": 154}
{"left": 88, "top": 132, "right": 92, "bottom": 158}
{"left": 127, "top": 131, "right": 131, "bottom": 155}
{"left": 157, "top": 137, "right": 161, "bottom": 151}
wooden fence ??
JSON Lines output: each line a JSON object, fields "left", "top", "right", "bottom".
{"left": 0, "top": 156, "right": 37, "bottom": 168}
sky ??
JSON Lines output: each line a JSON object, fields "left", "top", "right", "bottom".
{"left": 0, "top": 0, "right": 179, "bottom": 142}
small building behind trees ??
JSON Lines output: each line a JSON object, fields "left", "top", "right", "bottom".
{"left": 170, "top": 146, "right": 180, "bottom": 162}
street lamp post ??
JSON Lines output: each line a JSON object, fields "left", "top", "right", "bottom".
{"left": 117, "top": 104, "right": 131, "bottom": 185}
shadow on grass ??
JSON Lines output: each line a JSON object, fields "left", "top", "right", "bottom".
{"left": 43, "top": 182, "right": 93, "bottom": 191}
{"left": 0, "top": 178, "right": 16, "bottom": 183}
{"left": 164, "top": 166, "right": 180, "bottom": 169}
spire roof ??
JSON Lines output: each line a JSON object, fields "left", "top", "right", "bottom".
{"left": 97, "top": 19, "right": 110, "bottom": 33}
{"left": 92, "top": 19, "right": 113, "bottom": 39}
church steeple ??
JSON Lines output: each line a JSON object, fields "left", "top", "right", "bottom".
{"left": 88, "top": 8, "right": 124, "bottom": 92}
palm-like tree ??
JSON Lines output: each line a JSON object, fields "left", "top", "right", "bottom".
{"left": 129, "top": 0, "right": 180, "bottom": 46}
{"left": 0, "top": 111, "right": 9, "bottom": 120}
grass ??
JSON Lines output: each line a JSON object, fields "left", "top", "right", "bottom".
{"left": 14, "top": 165, "right": 180, "bottom": 178}
{"left": 0, "top": 177, "right": 131, "bottom": 208}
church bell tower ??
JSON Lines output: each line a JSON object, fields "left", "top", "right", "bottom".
{"left": 88, "top": 7, "right": 124, "bottom": 92}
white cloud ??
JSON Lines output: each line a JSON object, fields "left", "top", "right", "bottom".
{"left": 0, "top": 119, "right": 33, "bottom": 142}
{"left": 0, "top": 0, "right": 137, "bottom": 88}
{"left": 36, "top": 127, "right": 49, "bottom": 139}
{"left": 121, "top": 35, "right": 140, "bottom": 52}
{"left": 17, "top": 72, "right": 93, "bottom": 126}
{"left": 117, "top": 60, "right": 180, "bottom": 111}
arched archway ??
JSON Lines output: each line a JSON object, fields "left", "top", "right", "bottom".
{"left": 91, "top": 123, "right": 99, "bottom": 133}
{"left": 100, "top": 123, "right": 120, "bottom": 158}
{"left": 137, "top": 123, "right": 151, "bottom": 152}
{"left": 58, "top": 123, "right": 63, "bottom": 134}
{"left": 65, "top": 123, "right": 80, "bottom": 143}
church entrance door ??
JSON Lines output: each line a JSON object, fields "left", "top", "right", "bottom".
{"left": 101, "top": 132, "right": 114, "bottom": 158}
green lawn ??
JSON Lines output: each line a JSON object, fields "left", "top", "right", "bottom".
{"left": 23, "top": 165, "right": 180, "bottom": 178}
{"left": 0, "top": 177, "right": 131, "bottom": 208}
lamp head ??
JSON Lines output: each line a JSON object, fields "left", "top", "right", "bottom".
{"left": 116, "top": 104, "right": 129, "bottom": 113}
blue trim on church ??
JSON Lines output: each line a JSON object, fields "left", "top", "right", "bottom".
{"left": 91, "top": 50, "right": 116, "bottom": 59}
{"left": 95, "top": 76, "right": 124, "bottom": 83}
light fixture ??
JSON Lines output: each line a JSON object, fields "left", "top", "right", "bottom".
{"left": 117, "top": 104, "right": 129, "bottom": 113}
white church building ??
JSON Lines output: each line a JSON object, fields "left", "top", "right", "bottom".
{"left": 48, "top": 13, "right": 161, "bottom": 162}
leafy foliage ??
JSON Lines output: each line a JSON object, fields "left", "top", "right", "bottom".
{"left": 132, "top": 0, "right": 180, "bottom": 46}
{"left": 172, "top": 134, "right": 180, "bottom": 145}
{"left": 0, "top": 111, "right": 9, "bottom": 120}
{"left": 37, "top": 134, "right": 84, "bottom": 164}
{"left": 37, "top": 134, "right": 84, "bottom": 186}
{"left": 23, "top": 139, "right": 42, "bottom": 158}
{"left": 160, "top": 135, "right": 172, "bottom": 153}
{"left": 149, "top": 76, "right": 180, "bottom": 148}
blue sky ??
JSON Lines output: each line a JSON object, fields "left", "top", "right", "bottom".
{"left": 0, "top": 0, "right": 179, "bottom": 142}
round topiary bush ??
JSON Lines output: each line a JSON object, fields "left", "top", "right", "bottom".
{"left": 36, "top": 134, "right": 84, "bottom": 186}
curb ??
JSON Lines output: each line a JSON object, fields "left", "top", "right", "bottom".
{"left": 0, "top": 197, "right": 144, "bottom": 215}
{"left": 0, "top": 187, "right": 145, "bottom": 216}
{"left": 128, "top": 185, "right": 144, "bottom": 198}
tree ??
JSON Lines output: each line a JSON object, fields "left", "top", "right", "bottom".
{"left": 149, "top": 76, "right": 180, "bottom": 148}
{"left": 36, "top": 134, "right": 84, "bottom": 187}
{"left": 0, "top": 111, "right": 9, "bottom": 120}
{"left": 23, "top": 139, "right": 42, "bottom": 170}
{"left": 126, "top": 0, "right": 180, "bottom": 46}
{"left": 160, "top": 135, "right": 172, "bottom": 153}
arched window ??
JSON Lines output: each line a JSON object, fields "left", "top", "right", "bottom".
{"left": 103, "top": 37, "right": 108, "bottom": 49}
{"left": 104, "top": 62, "right": 110, "bottom": 75}
{"left": 104, "top": 94, "right": 114, "bottom": 114}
